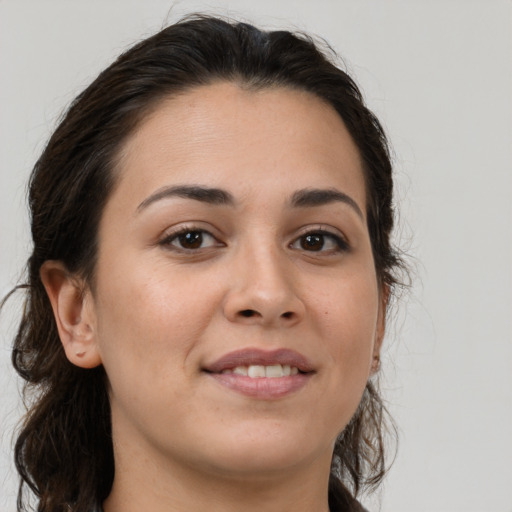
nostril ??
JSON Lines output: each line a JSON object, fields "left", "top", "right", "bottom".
{"left": 240, "top": 309, "right": 256, "bottom": 318}
{"left": 281, "top": 311, "right": 293, "bottom": 319}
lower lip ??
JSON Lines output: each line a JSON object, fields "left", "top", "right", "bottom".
{"left": 206, "top": 373, "right": 312, "bottom": 399}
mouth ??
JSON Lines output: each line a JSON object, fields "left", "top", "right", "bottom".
{"left": 219, "top": 364, "right": 301, "bottom": 378}
{"left": 202, "top": 348, "right": 315, "bottom": 399}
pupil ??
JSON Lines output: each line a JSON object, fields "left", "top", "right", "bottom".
{"left": 179, "top": 231, "right": 202, "bottom": 249}
{"left": 302, "top": 234, "right": 323, "bottom": 251}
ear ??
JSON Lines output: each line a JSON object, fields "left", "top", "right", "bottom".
{"left": 40, "top": 260, "right": 102, "bottom": 369}
{"left": 371, "top": 283, "right": 389, "bottom": 375}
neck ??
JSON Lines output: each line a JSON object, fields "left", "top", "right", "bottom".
{"left": 103, "top": 430, "right": 332, "bottom": 512}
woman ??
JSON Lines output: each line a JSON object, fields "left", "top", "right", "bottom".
{"left": 8, "top": 14, "right": 403, "bottom": 512}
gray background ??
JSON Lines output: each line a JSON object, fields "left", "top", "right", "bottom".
{"left": 1, "top": 1, "right": 511, "bottom": 511}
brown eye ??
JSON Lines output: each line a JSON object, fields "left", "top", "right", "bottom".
{"left": 161, "top": 229, "right": 220, "bottom": 251}
{"left": 301, "top": 234, "right": 324, "bottom": 251}
{"left": 291, "top": 230, "right": 348, "bottom": 253}
{"left": 178, "top": 231, "right": 203, "bottom": 249}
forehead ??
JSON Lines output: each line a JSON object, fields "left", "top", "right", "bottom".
{"left": 112, "top": 81, "right": 366, "bottom": 211}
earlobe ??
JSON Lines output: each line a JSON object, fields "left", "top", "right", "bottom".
{"left": 40, "top": 260, "right": 102, "bottom": 369}
{"left": 371, "top": 284, "right": 389, "bottom": 376}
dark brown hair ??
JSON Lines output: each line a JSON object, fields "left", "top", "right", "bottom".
{"left": 8, "top": 14, "right": 402, "bottom": 512}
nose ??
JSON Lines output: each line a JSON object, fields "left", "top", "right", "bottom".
{"left": 222, "top": 244, "right": 305, "bottom": 328}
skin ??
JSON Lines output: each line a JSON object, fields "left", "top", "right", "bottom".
{"left": 41, "top": 82, "right": 386, "bottom": 512}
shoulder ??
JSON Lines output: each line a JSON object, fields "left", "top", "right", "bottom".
{"left": 350, "top": 499, "right": 370, "bottom": 512}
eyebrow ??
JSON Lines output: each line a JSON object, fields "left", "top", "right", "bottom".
{"left": 137, "top": 185, "right": 235, "bottom": 211}
{"left": 291, "top": 188, "right": 364, "bottom": 219}
{"left": 137, "top": 184, "right": 363, "bottom": 219}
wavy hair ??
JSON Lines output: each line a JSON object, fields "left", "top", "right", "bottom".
{"left": 5, "top": 14, "right": 403, "bottom": 512}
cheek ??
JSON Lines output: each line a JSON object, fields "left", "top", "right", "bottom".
{"left": 92, "top": 259, "right": 219, "bottom": 394}
{"left": 314, "top": 269, "right": 380, "bottom": 374}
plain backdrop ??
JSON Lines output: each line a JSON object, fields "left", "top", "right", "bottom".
{"left": 1, "top": 1, "right": 511, "bottom": 511}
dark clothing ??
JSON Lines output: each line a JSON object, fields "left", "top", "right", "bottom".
{"left": 93, "top": 501, "right": 369, "bottom": 511}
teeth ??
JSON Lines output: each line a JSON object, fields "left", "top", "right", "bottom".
{"left": 265, "top": 364, "right": 284, "bottom": 378}
{"left": 248, "top": 365, "right": 266, "bottom": 378}
{"left": 222, "top": 364, "right": 300, "bottom": 378}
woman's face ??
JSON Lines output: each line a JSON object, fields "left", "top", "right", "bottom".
{"left": 85, "top": 82, "right": 385, "bottom": 479}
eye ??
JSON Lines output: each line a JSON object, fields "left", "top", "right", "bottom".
{"left": 290, "top": 230, "right": 348, "bottom": 253}
{"left": 160, "top": 228, "right": 220, "bottom": 251}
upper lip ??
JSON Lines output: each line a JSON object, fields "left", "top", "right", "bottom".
{"left": 203, "top": 348, "right": 315, "bottom": 374}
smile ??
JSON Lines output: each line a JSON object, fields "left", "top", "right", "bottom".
{"left": 203, "top": 348, "right": 315, "bottom": 399}
{"left": 221, "top": 364, "right": 300, "bottom": 378}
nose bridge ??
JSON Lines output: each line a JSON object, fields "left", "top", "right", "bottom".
{"left": 223, "top": 231, "right": 304, "bottom": 326}
{"left": 244, "top": 238, "right": 289, "bottom": 298}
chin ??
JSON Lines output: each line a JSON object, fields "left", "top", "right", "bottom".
{"left": 193, "top": 423, "right": 334, "bottom": 479}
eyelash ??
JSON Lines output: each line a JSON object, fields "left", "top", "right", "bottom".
{"left": 159, "top": 226, "right": 222, "bottom": 251}
{"left": 290, "top": 229, "right": 349, "bottom": 254}
{"left": 159, "top": 226, "right": 349, "bottom": 254}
